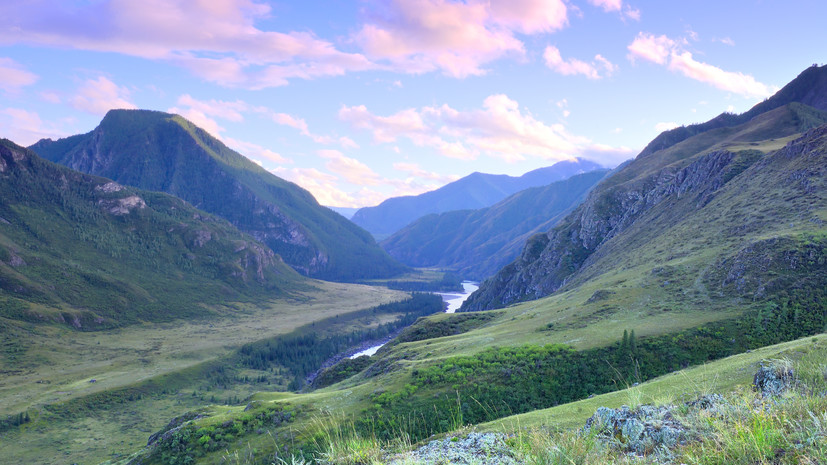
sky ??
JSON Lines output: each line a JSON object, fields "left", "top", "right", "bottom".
{"left": 0, "top": 1, "right": 824, "bottom": 208}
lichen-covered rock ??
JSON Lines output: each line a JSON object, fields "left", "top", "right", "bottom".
{"left": 753, "top": 361, "right": 795, "bottom": 397}
{"left": 386, "top": 432, "right": 520, "bottom": 465}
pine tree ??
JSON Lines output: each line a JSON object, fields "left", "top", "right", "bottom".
{"left": 629, "top": 329, "right": 637, "bottom": 354}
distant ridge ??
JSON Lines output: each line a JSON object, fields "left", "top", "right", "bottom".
{"left": 381, "top": 170, "right": 609, "bottom": 280}
{"left": 351, "top": 158, "right": 606, "bottom": 238}
{"left": 30, "top": 110, "right": 407, "bottom": 281}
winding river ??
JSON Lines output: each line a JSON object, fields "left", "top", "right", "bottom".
{"left": 349, "top": 281, "right": 479, "bottom": 358}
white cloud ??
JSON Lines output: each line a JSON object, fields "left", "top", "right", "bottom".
{"left": 0, "top": 108, "right": 65, "bottom": 145}
{"left": 0, "top": 58, "right": 38, "bottom": 94}
{"left": 655, "top": 121, "right": 679, "bottom": 132}
{"left": 544, "top": 45, "right": 616, "bottom": 79}
{"left": 627, "top": 32, "right": 774, "bottom": 98}
{"left": 70, "top": 76, "right": 136, "bottom": 116}
{"left": 341, "top": 94, "right": 628, "bottom": 165}
{"left": 587, "top": 0, "right": 639, "bottom": 20}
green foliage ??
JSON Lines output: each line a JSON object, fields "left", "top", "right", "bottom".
{"left": 359, "top": 289, "right": 827, "bottom": 442}
{"left": 391, "top": 312, "right": 500, "bottom": 345}
{"left": 236, "top": 293, "right": 444, "bottom": 389}
{"left": 382, "top": 272, "right": 463, "bottom": 292}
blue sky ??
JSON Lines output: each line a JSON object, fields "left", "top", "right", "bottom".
{"left": 0, "top": 0, "right": 824, "bottom": 207}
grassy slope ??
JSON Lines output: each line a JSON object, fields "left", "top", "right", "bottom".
{"left": 381, "top": 170, "right": 608, "bottom": 280}
{"left": 0, "top": 281, "right": 407, "bottom": 465}
{"left": 116, "top": 108, "right": 827, "bottom": 463}
{"left": 30, "top": 110, "right": 407, "bottom": 281}
{"left": 0, "top": 138, "right": 302, "bottom": 328}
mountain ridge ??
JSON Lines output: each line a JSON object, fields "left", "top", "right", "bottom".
{"left": 30, "top": 110, "right": 407, "bottom": 281}
{"left": 380, "top": 169, "right": 609, "bottom": 280}
{"left": 462, "top": 87, "right": 827, "bottom": 311}
{"left": 351, "top": 158, "right": 607, "bottom": 238}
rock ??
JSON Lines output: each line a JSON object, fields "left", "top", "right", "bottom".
{"left": 385, "top": 432, "right": 520, "bottom": 465}
{"left": 753, "top": 361, "right": 795, "bottom": 397}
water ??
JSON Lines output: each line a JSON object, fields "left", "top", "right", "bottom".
{"left": 349, "top": 281, "right": 479, "bottom": 358}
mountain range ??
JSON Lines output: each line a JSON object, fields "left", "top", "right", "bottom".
{"left": 380, "top": 169, "right": 609, "bottom": 280}
{"left": 30, "top": 110, "right": 406, "bottom": 281}
{"left": 351, "top": 158, "right": 605, "bottom": 238}
{"left": 0, "top": 139, "right": 302, "bottom": 328}
{"left": 463, "top": 64, "right": 827, "bottom": 311}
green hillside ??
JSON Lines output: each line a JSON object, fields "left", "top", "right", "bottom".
{"left": 463, "top": 98, "right": 827, "bottom": 311}
{"left": 30, "top": 110, "right": 407, "bottom": 281}
{"left": 0, "top": 139, "right": 303, "bottom": 328}
{"left": 381, "top": 170, "right": 608, "bottom": 280}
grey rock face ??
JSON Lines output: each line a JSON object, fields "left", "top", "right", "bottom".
{"left": 753, "top": 361, "right": 795, "bottom": 398}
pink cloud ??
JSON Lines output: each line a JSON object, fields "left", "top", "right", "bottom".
{"left": 543, "top": 46, "right": 616, "bottom": 79}
{"left": 70, "top": 76, "right": 136, "bottom": 116}
{"left": 318, "top": 149, "right": 383, "bottom": 186}
{"left": 587, "top": 0, "right": 639, "bottom": 20}
{"left": 353, "top": 0, "right": 567, "bottom": 77}
{"left": 0, "top": 58, "right": 38, "bottom": 94}
{"left": 627, "top": 32, "right": 674, "bottom": 65}
{"left": 0, "top": 0, "right": 375, "bottom": 88}
{"left": 627, "top": 32, "right": 774, "bottom": 98}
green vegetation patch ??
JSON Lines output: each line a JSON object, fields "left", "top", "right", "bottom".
{"left": 392, "top": 312, "right": 502, "bottom": 345}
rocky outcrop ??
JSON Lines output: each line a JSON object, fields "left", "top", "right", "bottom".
{"left": 462, "top": 149, "right": 742, "bottom": 311}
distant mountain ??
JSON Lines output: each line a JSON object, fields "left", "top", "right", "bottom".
{"left": 463, "top": 65, "right": 827, "bottom": 311}
{"left": 381, "top": 170, "right": 608, "bottom": 280}
{"left": 351, "top": 158, "right": 606, "bottom": 238}
{"left": 30, "top": 110, "right": 407, "bottom": 281}
{"left": 0, "top": 139, "right": 302, "bottom": 328}
{"left": 328, "top": 206, "right": 360, "bottom": 219}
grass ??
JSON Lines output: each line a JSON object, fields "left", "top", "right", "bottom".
{"left": 0, "top": 281, "right": 406, "bottom": 465}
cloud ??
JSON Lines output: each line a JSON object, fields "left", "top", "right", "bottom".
{"left": 587, "top": 0, "right": 639, "bottom": 20}
{"left": 627, "top": 32, "right": 774, "bottom": 98}
{"left": 226, "top": 137, "right": 291, "bottom": 164}
{"left": 543, "top": 46, "right": 616, "bottom": 79}
{"left": 70, "top": 76, "right": 136, "bottom": 115}
{"left": 0, "top": 0, "right": 374, "bottom": 89}
{"left": 393, "top": 162, "right": 460, "bottom": 184}
{"left": 353, "top": 0, "right": 568, "bottom": 77}
{"left": 0, "top": 108, "right": 65, "bottom": 145}
{"left": 318, "top": 149, "right": 383, "bottom": 185}
{"left": 655, "top": 121, "right": 679, "bottom": 132}
{"left": 0, "top": 58, "right": 38, "bottom": 94}
{"left": 341, "top": 94, "right": 629, "bottom": 165}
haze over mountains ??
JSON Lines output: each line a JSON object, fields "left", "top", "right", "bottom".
{"left": 463, "top": 64, "right": 827, "bottom": 311}
{"left": 30, "top": 110, "right": 407, "bottom": 282}
{"left": 381, "top": 169, "right": 609, "bottom": 280}
{"left": 351, "top": 158, "right": 605, "bottom": 238}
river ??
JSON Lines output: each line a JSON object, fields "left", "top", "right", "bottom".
{"left": 349, "top": 281, "right": 479, "bottom": 358}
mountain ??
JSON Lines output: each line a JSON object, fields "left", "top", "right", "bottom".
{"left": 380, "top": 169, "right": 609, "bottom": 280}
{"left": 0, "top": 139, "right": 302, "bottom": 328}
{"left": 30, "top": 110, "right": 407, "bottom": 281}
{"left": 463, "top": 65, "right": 827, "bottom": 311}
{"left": 350, "top": 158, "right": 606, "bottom": 238}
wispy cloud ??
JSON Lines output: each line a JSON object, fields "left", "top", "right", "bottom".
{"left": 70, "top": 76, "right": 136, "bottom": 115}
{"left": 353, "top": 0, "right": 568, "bottom": 77}
{"left": 543, "top": 46, "right": 616, "bottom": 79}
{"left": 587, "top": 0, "right": 640, "bottom": 20}
{"left": 0, "top": 108, "right": 66, "bottom": 145}
{"left": 627, "top": 32, "right": 775, "bottom": 98}
{"left": 0, "top": 0, "right": 374, "bottom": 89}
{"left": 318, "top": 149, "right": 383, "bottom": 185}
{"left": 0, "top": 58, "right": 38, "bottom": 94}
{"left": 341, "top": 94, "right": 631, "bottom": 165}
